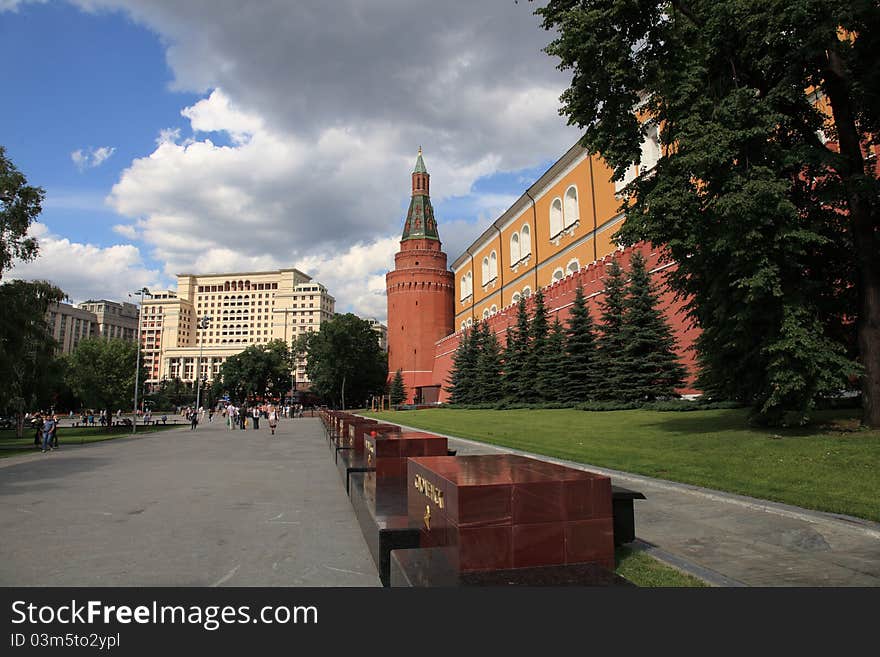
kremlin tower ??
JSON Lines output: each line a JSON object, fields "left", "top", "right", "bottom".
{"left": 386, "top": 149, "right": 454, "bottom": 404}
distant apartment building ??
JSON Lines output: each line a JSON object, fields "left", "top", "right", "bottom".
{"left": 366, "top": 318, "right": 388, "bottom": 352}
{"left": 138, "top": 269, "right": 335, "bottom": 391}
{"left": 77, "top": 299, "right": 139, "bottom": 342}
{"left": 46, "top": 302, "right": 98, "bottom": 354}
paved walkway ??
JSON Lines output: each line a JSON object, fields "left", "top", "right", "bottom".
{"left": 0, "top": 418, "right": 378, "bottom": 586}
{"left": 383, "top": 419, "right": 880, "bottom": 587}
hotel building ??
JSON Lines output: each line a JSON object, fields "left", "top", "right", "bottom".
{"left": 139, "top": 269, "right": 335, "bottom": 390}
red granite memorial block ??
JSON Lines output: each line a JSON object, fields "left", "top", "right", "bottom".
{"left": 407, "top": 455, "right": 614, "bottom": 572}
{"left": 342, "top": 418, "right": 377, "bottom": 448}
{"left": 350, "top": 423, "right": 401, "bottom": 453}
{"left": 364, "top": 431, "right": 448, "bottom": 480}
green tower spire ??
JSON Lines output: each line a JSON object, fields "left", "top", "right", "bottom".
{"left": 401, "top": 147, "right": 440, "bottom": 241}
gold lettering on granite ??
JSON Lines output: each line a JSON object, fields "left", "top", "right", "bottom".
{"left": 413, "top": 474, "right": 444, "bottom": 509}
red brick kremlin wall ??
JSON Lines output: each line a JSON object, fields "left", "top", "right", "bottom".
{"left": 431, "top": 242, "right": 700, "bottom": 402}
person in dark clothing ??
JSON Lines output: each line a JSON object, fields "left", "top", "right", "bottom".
{"left": 50, "top": 414, "right": 59, "bottom": 448}
{"left": 190, "top": 410, "right": 198, "bottom": 430}
{"left": 33, "top": 414, "right": 44, "bottom": 448}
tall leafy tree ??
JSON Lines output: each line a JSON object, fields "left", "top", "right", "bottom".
{"left": 617, "top": 251, "right": 687, "bottom": 401}
{"left": 537, "top": 1, "right": 877, "bottom": 425}
{"left": 300, "top": 314, "right": 386, "bottom": 409}
{"left": 502, "top": 297, "right": 532, "bottom": 403}
{"left": 65, "top": 338, "right": 145, "bottom": 413}
{"left": 595, "top": 259, "right": 628, "bottom": 400}
{"left": 0, "top": 145, "right": 42, "bottom": 277}
{"left": 446, "top": 326, "right": 479, "bottom": 404}
{"left": 475, "top": 320, "right": 504, "bottom": 403}
{"left": 216, "top": 339, "right": 292, "bottom": 405}
{"left": 390, "top": 368, "right": 407, "bottom": 406}
{"left": 564, "top": 284, "right": 599, "bottom": 403}
{"left": 0, "top": 280, "right": 64, "bottom": 436}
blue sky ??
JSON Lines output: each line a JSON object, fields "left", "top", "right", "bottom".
{"left": 3, "top": 1, "right": 579, "bottom": 320}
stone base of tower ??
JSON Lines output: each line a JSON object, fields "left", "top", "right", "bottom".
{"left": 392, "top": 370, "right": 442, "bottom": 405}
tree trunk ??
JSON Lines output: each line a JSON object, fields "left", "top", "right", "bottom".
{"left": 824, "top": 49, "right": 880, "bottom": 427}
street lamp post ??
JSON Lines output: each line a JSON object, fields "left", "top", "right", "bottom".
{"left": 194, "top": 315, "right": 212, "bottom": 425}
{"left": 272, "top": 307, "right": 297, "bottom": 408}
{"left": 132, "top": 287, "right": 151, "bottom": 434}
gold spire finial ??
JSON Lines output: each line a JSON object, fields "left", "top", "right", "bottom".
{"left": 418, "top": 146, "right": 422, "bottom": 156}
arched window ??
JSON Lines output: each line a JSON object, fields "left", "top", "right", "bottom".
{"left": 522, "top": 286, "right": 532, "bottom": 298}
{"left": 510, "top": 233, "right": 520, "bottom": 264}
{"left": 564, "top": 186, "right": 579, "bottom": 228}
{"left": 521, "top": 225, "right": 531, "bottom": 257}
{"left": 567, "top": 259, "right": 580, "bottom": 275}
{"left": 489, "top": 251, "right": 497, "bottom": 280}
{"left": 490, "top": 305, "right": 498, "bottom": 315}
{"left": 511, "top": 292, "right": 521, "bottom": 304}
{"left": 460, "top": 276, "right": 468, "bottom": 301}
{"left": 461, "top": 322, "right": 467, "bottom": 331}
{"left": 482, "top": 257, "right": 490, "bottom": 285}
{"left": 482, "top": 309, "right": 490, "bottom": 320}
{"left": 549, "top": 198, "right": 563, "bottom": 237}
{"left": 552, "top": 268, "right": 565, "bottom": 284}
{"left": 466, "top": 272, "right": 473, "bottom": 298}
{"left": 466, "top": 318, "right": 473, "bottom": 328}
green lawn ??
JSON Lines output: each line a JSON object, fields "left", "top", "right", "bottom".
{"left": 0, "top": 424, "right": 182, "bottom": 457}
{"left": 615, "top": 546, "right": 709, "bottom": 587}
{"left": 364, "top": 408, "right": 880, "bottom": 522}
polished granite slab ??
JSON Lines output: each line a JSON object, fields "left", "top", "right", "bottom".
{"left": 389, "top": 547, "right": 633, "bottom": 587}
{"left": 336, "top": 449, "right": 374, "bottom": 495}
{"left": 407, "top": 454, "right": 615, "bottom": 572}
{"left": 364, "top": 431, "right": 448, "bottom": 480}
{"left": 350, "top": 473, "right": 421, "bottom": 587}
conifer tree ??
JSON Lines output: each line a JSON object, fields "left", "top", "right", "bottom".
{"left": 595, "top": 259, "right": 628, "bottom": 400}
{"left": 564, "top": 284, "right": 599, "bottom": 404}
{"left": 527, "top": 289, "right": 551, "bottom": 402}
{"left": 502, "top": 298, "right": 531, "bottom": 403}
{"left": 446, "top": 326, "right": 478, "bottom": 404}
{"left": 475, "top": 320, "right": 503, "bottom": 403}
{"left": 389, "top": 368, "right": 407, "bottom": 406}
{"left": 539, "top": 316, "right": 568, "bottom": 403}
{"left": 617, "top": 251, "right": 687, "bottom": 401}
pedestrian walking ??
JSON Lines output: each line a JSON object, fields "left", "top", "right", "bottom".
{"left": 50, "top": 414, "right": 59, "bottom": 448}
{"left": 190, "top": 409, "right": 198, "bottom": 431}
{"left": 41, "top": 415, "right": 56, "bottom": 453}
{"left": 251, "top": 406, "right": 260, "bottom": 430}
{"left": 32, "top": 413, "right": 43, "bottom": 448}
{"left": 268, "top": 405, "right": 278, "bottom": 436}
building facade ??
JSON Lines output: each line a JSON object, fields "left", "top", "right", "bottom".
{"left": 366, "top": 318, "right": 388, "bottom": 352}
{"left": 139, "top": 269, "right": 335, "bottom": 392}
{"left": 46, "top": 302, "right": 99, "bottom": 354}
{"left": 77, "top": 299, "right": 139, "bottom": 342}
{"left": 419, "top": 139, "right": 697, "bottom": 402}
{"left": 385, "top": 149, "right": 454, "bottom": 404}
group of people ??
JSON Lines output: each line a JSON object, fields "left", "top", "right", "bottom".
{"left": 29, "top": 413, "right": 58, "bottom": 453}
{"left": 220, "top": 403, "right": 281, "bottom": 435}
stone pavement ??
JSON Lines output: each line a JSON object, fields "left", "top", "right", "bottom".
{"left": 382, "top": 419, "right": 880, "bottom": 587}
{"left": 0, "top": 417, "right": 379, "bottom": 586}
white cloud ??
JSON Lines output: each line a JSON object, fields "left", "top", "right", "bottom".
{"left": 6, "top": 223, "right": 163, "bottom": 304}
{"left": 71, "top": 145, "right": 117, "bottom": 171}
{"left": 61, "top": 1, "right": 583, "bottom": 319}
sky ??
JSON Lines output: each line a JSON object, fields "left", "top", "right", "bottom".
{"left": 2, "top": 0, "right": 582, "bottom": 322}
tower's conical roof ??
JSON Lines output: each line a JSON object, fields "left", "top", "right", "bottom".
{"left": 413, "top": 146, "right": 427, "bottom": 174}
{"left": 401, "top": 148, "right": 439, "bottom": 241}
